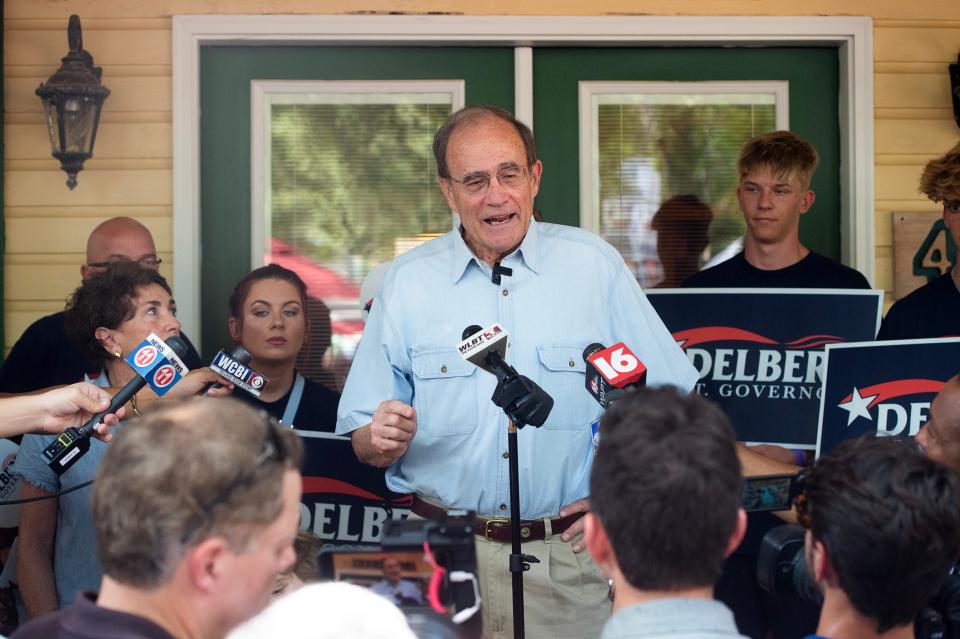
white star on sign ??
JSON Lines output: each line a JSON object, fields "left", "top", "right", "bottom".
{"left": 837, "top": 387, "right": 878, "bottom": 426}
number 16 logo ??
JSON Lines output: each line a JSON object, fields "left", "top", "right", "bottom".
{"left": 589, "top": 344, "right": 641, "bottom": 384}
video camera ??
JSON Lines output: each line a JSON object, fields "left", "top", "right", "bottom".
{"left": 317, "top": 511, "right": 480, "bottom": 639}
{"left": 756, "top": 520, "right": 960, "bottom": 639}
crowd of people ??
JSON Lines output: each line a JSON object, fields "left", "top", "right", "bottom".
{"left": 0, "top": 104, "right": 955, "bottom": 639}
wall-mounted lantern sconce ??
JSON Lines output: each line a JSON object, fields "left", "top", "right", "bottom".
{"left": 35, "top": 15, "right": 110, "bottom": 190}
{"left": 951, "top": 52, "right": 959, "bottom": 129}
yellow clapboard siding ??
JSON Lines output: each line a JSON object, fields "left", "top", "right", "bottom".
{"left": 875, "top": 73, "right": 954, "bottom": 109}
{"left": 5, "top": 170, "right": 172, "bottom": 207}
{"left": 9, "top": 159, "right": 172, "bottom": 171}
{"left": 4, "top": 206, "right": 170, "bottom": 219}
{"left": 4, "top": 263, "right": 83, "bottom": 302}
{"left": 875, "top": 210, "right": 893, "bottom": 247}
{"left": 876, "top": 165, "right": 931, "bottom": 202}
{"left": 875, "top": 27, "right": 960, "bottom": 62}
{"left": 5, "top": 218, "right": 174, "bottom": 255}
{"left": 876, "top": 120, "right": 960, "bottom": 156}
{"left": 6, "top": 65, "right": 171, "bottom": 79}
{"left": 3, "top": 28, "right": 171, "bottom": 67}
{"left": 7, "top": 0, "right": 960, "bottom": 20}
{"left": 5, "top": 76, "right": 170, "bottom": 114}
{"left": 875, "top": 254, "right": 894, "bottom": 292}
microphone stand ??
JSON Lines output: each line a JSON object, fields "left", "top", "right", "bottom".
{"left": 491, "top": 374, "right": 543, "bottom": 639}
{"left": 506, "top": 417, "right": 539, "bottom": 639}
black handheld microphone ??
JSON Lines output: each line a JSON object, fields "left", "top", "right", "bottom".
{"left": 202, "top": 345, "right": 253, "bottom": 395}
{"left": 42, "top": 335, "right": 191, "bottom": 476}
{"left": 583, "top": 341, "right": 647, "bottom": 409}
{"left": 461, "top": 325, "right": 511, "bottom": 381}
{"left": 207, "top": 345, "right": 268, "bottom": 397}
{"left": 459, "top": 324, "right": 553, "bottom": 428}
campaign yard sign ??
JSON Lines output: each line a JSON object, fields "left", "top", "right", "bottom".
{"left": 816, "top": 338, "right": 960, "bottom": 457}
{"left": 295, "top": 430, "right": 410, "bottom": 544}
{"left": 647, "top": 289, "right": 882, "bottom": 448}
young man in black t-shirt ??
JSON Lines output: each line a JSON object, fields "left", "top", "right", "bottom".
{"left": 877, "top": 142, "right": 960, "bottom": 340}
{"left": 683, "top": 131, "right": 870, "bottom": 639}
{"left": 684, "top": 131, "right": 869, "bottom": 290}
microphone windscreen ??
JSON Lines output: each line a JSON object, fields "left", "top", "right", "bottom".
{"left": 229, "top": 345, "right": 252, "bottom": 365}
{"left": 582, "top": 343, "right": 605, "bottom": 363}
{"left": 164, "top": 335, "right": 191, "bottom": 359}
{"left": 462, "top": 325, "right": 483, "bottom": 341}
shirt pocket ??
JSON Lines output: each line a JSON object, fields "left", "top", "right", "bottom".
{"left": 537, "top": 345, "right": 598, "bottom": 430}
{"left": 411, "top": 349, "right": 479, "bottom": 437}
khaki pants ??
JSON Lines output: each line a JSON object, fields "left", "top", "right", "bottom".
{"left": 474, "top": 524, "right": 611, "bottom": 639}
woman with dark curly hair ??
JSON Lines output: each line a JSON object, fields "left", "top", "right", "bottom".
{"left": 12, "top": 262, "right": 228, "bottom": 620}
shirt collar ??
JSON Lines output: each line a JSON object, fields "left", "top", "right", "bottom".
{"left": 450, "top": 218, "right": 542, "bottom": 284}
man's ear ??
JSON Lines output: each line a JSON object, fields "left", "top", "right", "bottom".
{"left": 438, "top": 177, "right": 458, "bottom": 214}
{"left": 186, "top": 537, "right": 230, "bottom": 594}
{"left": 798, "top": 189, "right": 817, "bottom": 215}
{"left": 583, "top": 512, "right": 614, "bottom": 568}
{"left": 723, "top": 508, "right": 748, "bottom": 558}
{"left": 808, "top": 533, "right": 835, "bottom": 586}
{"left": 528, "top": 160, "right": 543, "bottom": 199}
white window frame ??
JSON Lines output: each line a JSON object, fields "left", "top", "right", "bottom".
{"left": 579, "top": 80, "right": 789, "bottom": 232}
{"left": 173, "top": 15, "right": 873, "bottom": 347}
{"left": 250, "top": 79, "right": 465, "bottom": 268}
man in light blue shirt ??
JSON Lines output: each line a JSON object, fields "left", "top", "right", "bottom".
{"left": 337, "top": 105, "right": 697, "bottom": 638}
{"left": 584, "top": 387, "right": 748, "bottom": 639}
{"left": 369, "top": 556, "right": 425, "bottom": 607}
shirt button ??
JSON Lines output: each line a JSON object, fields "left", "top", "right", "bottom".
{"left": 499, "top": 503, "right": 507, "bottom": 511}
{"left": 502, "top": 451, "right": 509, "bottom": 459}
{"left": 501, "top": 289, "right": 509, "bottom": 296}
{"left": 568, "top": 360, "right": 575, "bottom": 367}
{"left": 441, "top": 365, "right": 447, "bottom": 373}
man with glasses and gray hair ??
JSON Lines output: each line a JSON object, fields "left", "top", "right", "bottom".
{"left": 12, "top": 397, "right": 304, "bottom": 639}
{"left": 337, "top": 104, "right": 697, "bottom": 637}
{"left": 0, "top": 216, "right": 201, "bottom": 394}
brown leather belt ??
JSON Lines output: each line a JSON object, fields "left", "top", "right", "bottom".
{"left": 411, "top": 495, "right": 584, "bottom": 543}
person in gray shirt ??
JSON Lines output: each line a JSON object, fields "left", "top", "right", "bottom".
{"left": 584, "top": 387, "right": 749, "bottom": 639}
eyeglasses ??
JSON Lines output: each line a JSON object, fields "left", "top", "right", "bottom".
{"left": 182, "top": 413, "right": 288, "bottom": 544}
{"left": 945, "top": 201, "right": 960, "bottom": 214}
{"left": 446, "top": 165, "right": 529, "bottom": 196}
{"left": 87, "top": 256, "right": 163, "bottom": 270}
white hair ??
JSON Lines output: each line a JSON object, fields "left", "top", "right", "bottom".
{"left": 227, "top": 582, "right": 416, "bottom": 639}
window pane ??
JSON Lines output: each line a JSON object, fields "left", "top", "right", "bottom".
{"left": 594, "top": 90, "right": 780, "bottom": 288}
{"left": 268, "top": 98, "right": 452, "bottom": 389}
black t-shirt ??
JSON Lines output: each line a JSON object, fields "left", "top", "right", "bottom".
{"left": 12, "top": 592, "right": 175, "bottom": 639}
{"left": 683, "top": 251, "right": 871, "bottom": 289}
{"left": 876, "top": 273, "right": 960, "bottom": 340}
{"left": 0, "top": 310, "right": 204, "bottom": 393}
{"left": 231, "top": 371, "right": 340, "bottom": 431}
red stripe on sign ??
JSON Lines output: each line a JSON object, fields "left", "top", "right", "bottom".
{"left": 301, "top": 476, "right": 387, "bottom": 501}
{"left": 839, "top": 379, "right": 946, "bottom": 407}
{"left": 673, "top": 326, "right": 779, "bottom": 348}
